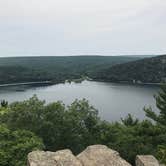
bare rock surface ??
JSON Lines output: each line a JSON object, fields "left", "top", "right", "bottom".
{"left": 28, "top": 145, "right": 161, "bottom": 166}
{"left": 28, "top": 149, "right": 82, "bottom": 166}
{"left": 136, "top": 155, "right": 160, "bottom": 166}
{"left": 77, "top": 145, "right": 131, "bottom": 166}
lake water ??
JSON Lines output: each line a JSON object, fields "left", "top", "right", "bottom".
{"left": 0, "top": 81, "right": 160, "bottom": 121}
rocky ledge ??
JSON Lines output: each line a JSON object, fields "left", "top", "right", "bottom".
{"left": 27, "top": 145, "right": 161, "bottom": 166}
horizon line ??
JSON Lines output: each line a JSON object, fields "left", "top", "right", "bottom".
{"left": 0, "top": 54, "right": 163, "bottom": 58}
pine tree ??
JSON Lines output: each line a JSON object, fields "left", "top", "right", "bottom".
{"left": 157, "top": 145, "right": 166, "bottom": 164}
{"left": 121, "top": 114, "right": 139, "bottom": 126}
{"left": 144, "top": 84, "right": 166, "bottom": 126}
{"left": 0, "top": 100, "right": 8, "bottom": 108}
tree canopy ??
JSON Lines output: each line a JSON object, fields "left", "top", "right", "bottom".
{"left": 0, "top": 125, "right": 44, "bottom": 166}
{"left": 0, "top": 85, "right": 166, "bottom": 165}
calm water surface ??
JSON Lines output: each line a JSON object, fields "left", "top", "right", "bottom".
{"left": 0, "top": 81, "right": 160, "bottom": 121}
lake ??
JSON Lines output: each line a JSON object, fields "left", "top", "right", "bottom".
{"left": 0, "top": 81, "right": 160, "bottom": 121}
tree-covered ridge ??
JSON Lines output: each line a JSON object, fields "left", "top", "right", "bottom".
{"left": 0, "top": 56, "right": 140, "bottom": 84}
{"left": 93, "top": 55, "right": 166, "bottom": 83}
{"left": 0, "top": 85, "right": 166, "bottom": 165}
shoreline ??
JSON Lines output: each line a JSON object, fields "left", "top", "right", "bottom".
{"left": 92, "top": 79, "right": 162, "bottom": 86}
{"left": 0, "top": 81, "right": 52, "bottom": 87}
{"left": 0, "top": 79, "right": 163, "bottom": 88}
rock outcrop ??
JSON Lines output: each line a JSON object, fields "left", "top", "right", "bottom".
{"left": 27, "top": 145, "right": 161, "bottom": 166}
{"left": 136, "top": 155, "right": 160, "bottom": 166}
{"left": 27, "top": 149, "right": 82, "bottom": 166}
{"left": 77, "top": 145, "right": 131, "bottom": 166}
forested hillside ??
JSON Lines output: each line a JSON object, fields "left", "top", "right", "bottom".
{"left": 0, "top": 56, "right": 139, "bottom": 84}
{"left": 93, "top": 55, "right": 166, "bottom": 84}
{"left": 0, "top": 55, "right": 164, "bottom": 85}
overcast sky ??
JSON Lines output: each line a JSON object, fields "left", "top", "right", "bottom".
{"left": 0, "top": 0, "right": 165, "bottom": 57}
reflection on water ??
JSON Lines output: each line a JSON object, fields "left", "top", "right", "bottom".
{"left": 0, "top": 81, "right": 160, "bottom": 121}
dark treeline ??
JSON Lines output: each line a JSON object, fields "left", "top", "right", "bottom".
{"left": 0, "top": 55, "right": 166, "bottom": 85}
{"left": 0, "top": 56, "right": 140, "bottom": 84}
{"left": 93, "top": 55, "right": 166, "bottom": 83}
{"left": 0, "top": 85, "right": 166, "bottom": 166}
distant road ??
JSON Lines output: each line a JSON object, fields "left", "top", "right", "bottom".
{"left": 0, "top": 81, "right": 52, "bottom": 87}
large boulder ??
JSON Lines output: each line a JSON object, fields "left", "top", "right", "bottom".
{"left": 136, "top": 155, "right": 160, "bottom": 166}
{"left": 28, "top": 145, "right": 161, "bottom": 166}
{"left": 77, "top": 145, "right": 131, "bottom": 166}
{"left": 27, "top": 149, "right": 82, "bottom": 166}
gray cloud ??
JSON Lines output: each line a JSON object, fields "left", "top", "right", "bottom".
{"left": 0, "top": 0, "right": 165, "bottom": 56}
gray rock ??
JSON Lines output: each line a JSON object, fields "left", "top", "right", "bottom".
{"left": 28, "top": 145, "right": 161, "bottom": 166}
{"left": 77, "top": 145, "right": 131, "bottom": 166}
{"left": 28, "top": 149, "right": 82, "bottom": 166}
{"left": 136, "top": 155, "right": 160, "bottom": 166}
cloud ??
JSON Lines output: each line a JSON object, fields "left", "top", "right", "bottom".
{"left": 0, "top": 0, "right": 165, "bottom": 56}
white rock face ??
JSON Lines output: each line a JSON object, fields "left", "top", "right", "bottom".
{"left": 27, "top": 149, "right": 82, "bottom": 166}
{"left": 28, "top": 145, "right": 161, "bottom": 166}
{"left": 77, "top": 145, "right": 131, "bottom": 166}
{"left": 136, "top": 155, "right": 160, "bottom": 166}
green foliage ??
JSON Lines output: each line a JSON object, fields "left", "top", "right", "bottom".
{"left": 94, "top": 55, "right": 166, "bottom": 83}
{"left": 99, "top": 120, "right": 166, "bottom": 165}
{"left": 0, "top": 107, "right": 9, "bottom": 115}
{"left": 144, "top": 84, "right": 166, "bottom": 163}
{"left": 1, "top": 96, "right": 101, "bottom": 154}
{"left": 0, "top": 55, "right": 166, "bottom": 165}
{"left": 144, "top": 84, "right": 166, "bottom": 126}
{"left": 1, "top": 100, "right": 8, "bottom": 108}
{"left": 63, "top": 99, "right": 101, "bottom": 153}
{"left": 4, "top": 95, "right": 45, "bottom": 131}
{"left": 0, "top": 84, "right": 166, "bottom": 165}
{"left": 0, "top": 125, "right": 44, "bottom": 166}
{"left": 0, "top": 56, "right": 139, "bottom": 84}
{"left": 157, "top": 145, "right": 166, "bottom": 164}
{"left": 121, "top": 114, "right": 139, "bottom": 126}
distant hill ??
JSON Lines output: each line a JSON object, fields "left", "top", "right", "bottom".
{"left": 0, "top": 56, "right": 140, "bottom": 69}
{"left": 0, "top": 56, "right": 140, "bottom": 84}
{"left": 93, "top": 55, "right": 166, "bottom": 84}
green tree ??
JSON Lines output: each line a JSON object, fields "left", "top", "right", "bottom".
{"left": 1, "top": 92, "right": 166, "bottom": 165}
{"left": 144, "top": 85, "right": 166, "bottom": 163}
{"left": 1, "top": 100, "right": 8, "bottom": 108}
{"left": 121, "top": 114, "right": 139, "bottom": 126}
{"left": 61, "top": 99, "right": 101, "bottom": 153}
{"left": 105, "top": 120, "right": 166, "bottom": 165}
{"left": 157, "top": 145, "right": 166, "bottom": 164}
{"left": 144, "top": 85, "right": 166, "bottom": 126}
{"left": 0, "top": 125, "right": 44, "bottom": 166}
{"left": 0, "top": 96, "right": 102, "bottom": 154}
{"left": 2, "top": 95, "right": 45, "bottom": 131}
